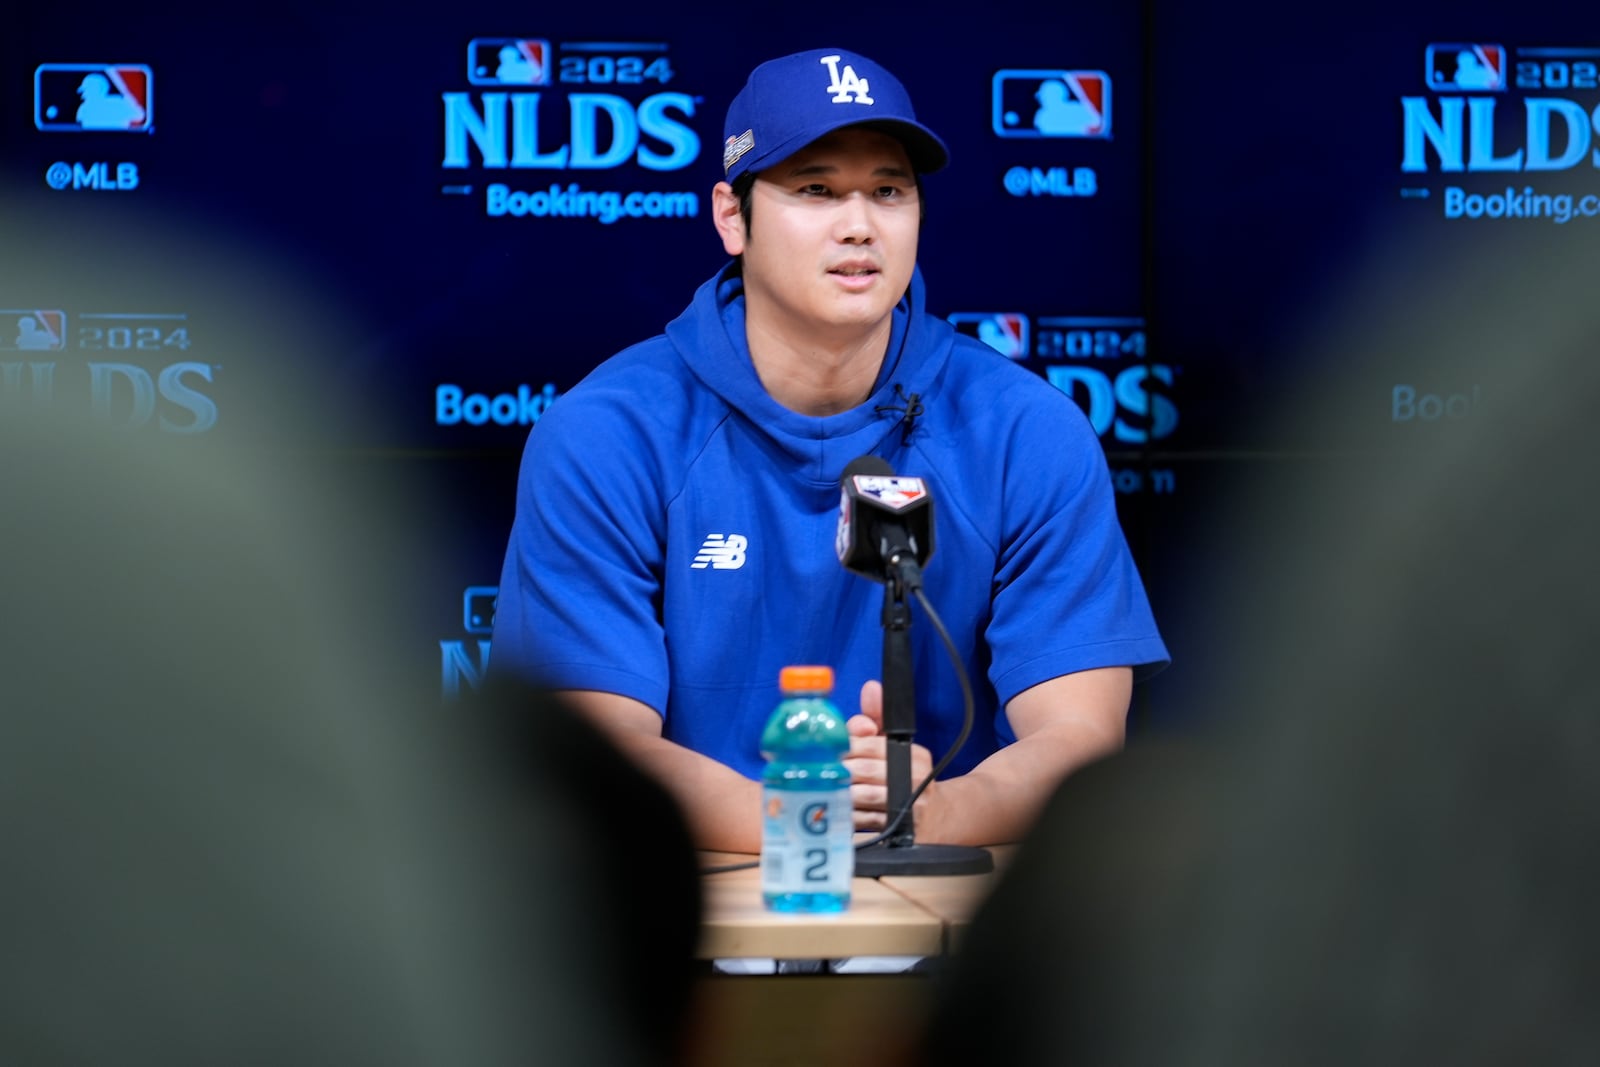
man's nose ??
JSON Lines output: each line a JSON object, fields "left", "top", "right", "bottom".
{"left": 835, "top": 192, "right": 876, "bottom": 243}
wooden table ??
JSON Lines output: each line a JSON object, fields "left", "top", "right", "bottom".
{"left": 696, "top": 852, "right": 949, "bottom": 960}
{"left": 687, "top": 848, "right": 1010, "bottom": 1067}
{"left": 879, "top": 869, "right": 1001, "bottom": 952}
{"left": 696, "top": 846, "right": 1011, "bottom": 959}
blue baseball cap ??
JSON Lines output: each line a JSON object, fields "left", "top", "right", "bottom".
{"left": 721, "top": 47, "right": 950, "bottom": 184}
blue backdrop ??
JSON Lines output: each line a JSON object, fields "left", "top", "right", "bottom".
{"left": 5, "top": 2, "right": 1593, "bottom": 727}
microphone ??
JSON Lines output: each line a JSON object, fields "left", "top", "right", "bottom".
{"left": 835, "top": 455, "right": 935, "bottom": 591}
{"left": 873, "top": 385, "right": 924, "bottom": 445}
{"left": 834, "top": 455, "right": 994, "bottom": 877}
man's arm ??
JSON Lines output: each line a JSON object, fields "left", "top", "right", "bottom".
{"left": 558, "top": 690, "right": 763, "bottom": 854}
{"left": 845, "top": 666, "right": 1132, "bottom": 846}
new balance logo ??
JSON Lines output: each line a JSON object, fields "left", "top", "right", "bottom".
{"left": 692, "top": 533, "right": 748, "bottom": 570}
{"left": 820, "top": 55, "right": 873, "bottom": 104}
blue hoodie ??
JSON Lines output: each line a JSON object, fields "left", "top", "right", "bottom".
{"left": 493, "top": 262, "right": 1167, "bottom": 779}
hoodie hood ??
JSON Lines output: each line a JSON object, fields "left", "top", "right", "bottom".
{"left": 662, "top": 261, "right": 956, "bottom": 486}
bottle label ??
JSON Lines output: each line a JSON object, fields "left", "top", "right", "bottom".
{"left": 760, "top": 787, "right": 853, "bottom": 897}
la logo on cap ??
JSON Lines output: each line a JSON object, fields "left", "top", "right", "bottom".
{"left": 820, "top": 54, "right": 873, "bottom": 104}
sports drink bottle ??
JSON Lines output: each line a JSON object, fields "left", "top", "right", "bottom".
{"left": 760, "top": 665, "right": 853, "bottom": 912}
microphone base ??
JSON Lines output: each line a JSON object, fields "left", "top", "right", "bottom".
{"left": 854, "top": 841, "right": 995, "bottom": 878}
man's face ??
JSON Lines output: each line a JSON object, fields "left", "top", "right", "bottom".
{"left": 723, "top": 127, "right": 921, "bottom": 344}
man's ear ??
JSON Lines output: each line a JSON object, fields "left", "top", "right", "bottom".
{"left": 711, "top": 181, "right": 745, "bottom": 256}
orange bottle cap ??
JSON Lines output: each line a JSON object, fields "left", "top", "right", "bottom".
{"left": 779, "top": 665, "right": 834, "bottom": 693}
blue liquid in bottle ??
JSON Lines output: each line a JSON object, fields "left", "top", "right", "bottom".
{"left": 760, "top": 665, "right": 853, "bottom": 912}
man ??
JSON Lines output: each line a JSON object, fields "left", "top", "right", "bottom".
{"left": 492, "top": 47, "right": 1168, "bottom": 853}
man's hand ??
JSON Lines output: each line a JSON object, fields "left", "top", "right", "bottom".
{"left": 843, "top": 679, "right": 937, "bottom": 832}
{"left": 840, "top": 668, "right": 1132, "bottom": 845}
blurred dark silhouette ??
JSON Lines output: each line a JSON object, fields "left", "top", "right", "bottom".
{"left": 464, "top": 674, "right": 706, "bottom": 1065}
{"left": 913, "top": 229, "right": 1600, "bottom": 1065}
{"left": 0, "top": 409, "right": 700, "bottom": 1066}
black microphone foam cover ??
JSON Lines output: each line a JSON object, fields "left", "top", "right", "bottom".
{"left": 841, "top": 454, "right": 894, "bottom": 483}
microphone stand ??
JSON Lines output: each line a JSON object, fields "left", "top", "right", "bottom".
{"left": 854, "top": 562, "right": 994, "bottom": 878}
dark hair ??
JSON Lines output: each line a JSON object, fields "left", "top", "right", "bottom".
{"left": 731, "top": 166, "right": 927, "bottom": 238}
{"left": 732, "top": 172, "right": 758, "bottom": 235}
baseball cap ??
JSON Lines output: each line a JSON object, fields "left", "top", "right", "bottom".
{"left": 721, "top": 48, "right": 950, "bottom": 184}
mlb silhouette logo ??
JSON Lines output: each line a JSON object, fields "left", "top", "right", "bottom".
{"left": 0, "top": 310, "right": 67, "bottom": 352}
{"left": 462, "top": 585, "right": 499, "bottom": 635}
{"left": 948, "top": 312, "right": 1030, "bottom": 360}
{"left": 468, "top": 38, "right": 551, "bottom": 85}
{"left": 1424, "top": 44, "right": 1507, "bottom": 91}
{"left": 993, "top": 70, "right": 1111, "bottom": 139}
{"left": 34, "top": 64, "right": 153, "bottom": 132}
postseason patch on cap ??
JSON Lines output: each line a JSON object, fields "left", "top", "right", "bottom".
{"left": 723, "top": 128, "right": 754, "bottom": 173}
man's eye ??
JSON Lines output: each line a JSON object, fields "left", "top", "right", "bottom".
{"left": 799, "top": 184, "right": 831, "bottom": 196}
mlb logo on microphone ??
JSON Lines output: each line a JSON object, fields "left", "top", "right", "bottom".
{"left": 857, "top": 477, "right": 926, "bottom": 510}
{"left": 468, "top": 38, "right": 551, "bottom": 85}
{"left": 1424, "top": 43, "right": 1507, "bottom": 91}
{"left": 948, "top": 312, "right": 1030, "bottom": 360}
{"left": 34, "top": 64, "right": 154, "bottom": 132}
{"left": 993, "top": 70, "right": 1111, "bottom": 138}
